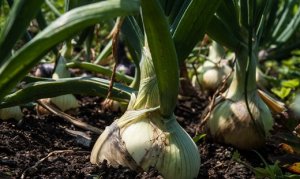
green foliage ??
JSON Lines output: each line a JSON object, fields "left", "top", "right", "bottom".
{"left": 271, "top": 87, "right": 292, "bottom": 100}
{"left": 66, "top": 61, "right": 133, "bottom": 84}
{"left": 193, "top": 133, "right": 206, "bottom": 143}
{"left": 263, "top": 57, "right": 300, "bottom": 102}
{"left": 0, "top": 77, "right": 133, "bottom": 108}
{"left": 232, "top": 151, "right": 299, "bottom": 179}
{"left": 0, "top": 0, "right": 140, "bottom": 101}
{"left": 41, "top": 0, "right": 65, "bottom": 22}
{"left": 0, "top": 0, "right": 44, "bottom": 61}
{"left": 172, "top": 0, "right": 221, "bottom": 63}
{"left": 141, "top": 0, "right": 179, "bottom": 117}
{"left": 0, "top": 0, "right": 10, "bottom": 28}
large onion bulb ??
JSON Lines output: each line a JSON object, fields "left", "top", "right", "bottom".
{"left": 90, "top": 47, "right": 200, "bottom": 179}
{"left": 205, "top": 51, "right": 274, "bottom": 149}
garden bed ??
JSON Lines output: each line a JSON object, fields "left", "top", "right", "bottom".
{"left": 0, "top": 95, "right": 273, "bottom": 178}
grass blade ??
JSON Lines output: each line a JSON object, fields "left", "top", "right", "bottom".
{"left": 215, "top": 0, "right": 243, "bottom": 43}
{"left": 167, "top": 0, "right": 186, "bottom": 24}
{"left": 65, "top": 0, "right": 92, "bottom": 11}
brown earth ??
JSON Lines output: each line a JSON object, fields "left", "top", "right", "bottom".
{"left": 0, "top": 94, "right": 281, "bottom": 179}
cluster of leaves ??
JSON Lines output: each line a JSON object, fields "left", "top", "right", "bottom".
{"left": 263, "top": 56, "right": 300, "bottom": 103}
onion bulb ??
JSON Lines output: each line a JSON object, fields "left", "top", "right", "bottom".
{"left": 91, "top": 47, "right": 200, "bottom": 179}
{"left": 192, "top": 41, "right": 231, "bottom": 91}
{"left": 101, "top": 98, "right": 127, "bottom": 112}
{"left": 50, "top": 57, "right": 79, "bottom": 111}
{"left": 205, "top": 51, "right": 274, "bottom": 149}
{"left": 0, "top": 106, "right": 23, "bottom": 121}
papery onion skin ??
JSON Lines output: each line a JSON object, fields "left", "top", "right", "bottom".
{"left": 207, "top": 91, "right": 273, "bottom": 149}
{"left": 90, "top": 106, "right": 201, "bottom": 179}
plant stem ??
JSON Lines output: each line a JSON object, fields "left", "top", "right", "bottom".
{"left": 141, "top": 0, "right": 179, "bottom": 118}
{"left": 227, "top": 50, "right": 257, "bottom": 99}
{"left": 132, "top": 47, "right": 160, "bottom": 110}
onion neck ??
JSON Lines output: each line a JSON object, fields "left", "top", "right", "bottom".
{"left": 133, "top": 47, "right": 160, "bottom": 110}
{"left": 208, "top": 41, "right": 225, "bottom": 63}
{"left": 226, "top": 49, "right": 257, "bottom": 99}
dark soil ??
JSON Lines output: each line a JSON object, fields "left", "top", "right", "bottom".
{"left": 0, "top": 94, "right": 276, "bottom": 178}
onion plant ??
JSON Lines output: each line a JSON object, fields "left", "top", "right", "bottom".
{"left": 203, "top": 0, "right": 300, "bottom": 150}
{"left": 90, "top": 0, "right": 221, "bottom": 178}
{"left": 258, "top": 0, "right": 300, "bottom": 61}
{"left": 0, "top": 0, "right": 140, "bottom": 105}
{"left": 192, "top": 41, "right": 231, "bottom": 92}
{"left": 204, "top": 0, "right": 276, "bottom": 149}
{"left": 255, "top": 0, "right": 300, "bottom": 90}
{"left": 0, "top": 1, "right": 220, "bottom": 178}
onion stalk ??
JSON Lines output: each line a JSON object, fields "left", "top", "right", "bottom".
{"left": 192, "top": 41, "right": 231, "bottom": 91}
{"left": 204, "top": 0, "right": 276, "bottom": 149}
{"left": 205, "top": 50, "right": 274, "bottom": 149}
{"left": 91, "top": 47, "right": 200, "bottom": 179}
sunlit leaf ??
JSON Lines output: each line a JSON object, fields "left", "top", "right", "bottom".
{"left": 193, "top": 134, "right": 206, "bottom": 143}
{"left": 271, "top": 87, "right": 291, "bottom": 99}
{"left": 281, "top": 79, "right": 300, "bottom": 88}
